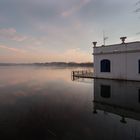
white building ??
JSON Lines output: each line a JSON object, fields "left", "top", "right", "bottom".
{"left": 93, "top": 37, "right": 140, "bottom": 81}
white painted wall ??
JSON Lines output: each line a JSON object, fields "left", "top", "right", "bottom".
{"left": 93, "top": 42, "right": 140, "bottom": 81}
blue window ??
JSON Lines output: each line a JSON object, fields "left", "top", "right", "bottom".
{"left": 101, "top": 59, "right": 111, "bottom": 72}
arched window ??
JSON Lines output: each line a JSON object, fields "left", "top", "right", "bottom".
{"left": 138, "top": 60, "right": 140, "bottom": 73}
{"left": 101, "top": 59, "right": 111, "bottom": 72}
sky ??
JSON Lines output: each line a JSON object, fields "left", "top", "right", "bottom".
{"left": 0, "top": 0, "right": 140, "bottom": 63}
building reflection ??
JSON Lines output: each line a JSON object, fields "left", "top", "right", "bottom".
{"left": 93, "top": 79, "right": 140, "bottom": 123}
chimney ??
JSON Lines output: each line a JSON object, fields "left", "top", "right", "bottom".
{"left": 92, "top": 42, "right": 97, "bottom": 47}
{"left": 120, "top": 37, "right": 127, "bottom": 44}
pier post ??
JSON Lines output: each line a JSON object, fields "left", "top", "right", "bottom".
{"left": 73, "top": 71, "right": 74, "bottom": 76}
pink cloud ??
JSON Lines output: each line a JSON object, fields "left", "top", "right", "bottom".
{"left": 0, "top": 44, "right": 26, "bottom": 53}
{"left": 61, "top": 0, "right": 91, "bottom": 17}
{"left": 0, "top": 45, "right": 91, "bottom": 63}
{"left": 41, "top": 48, "right": 92, "bottom": 62}
{"left": 0, "top": 28, "right": 27, "bottom": 42}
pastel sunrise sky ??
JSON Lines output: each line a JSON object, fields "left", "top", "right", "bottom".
{"left": 0, "top": 0, "right": 140, "bottom": 63}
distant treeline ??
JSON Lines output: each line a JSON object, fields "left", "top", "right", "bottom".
{"left": 0, "top": 62, "right": 93, "bottom": 67}
{"left": 33, "top": 62, "right": 93, "bottom": 67}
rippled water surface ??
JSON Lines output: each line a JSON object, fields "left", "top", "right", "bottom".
{"left": 0, "top": 66, "right": 140, "bottom": 140}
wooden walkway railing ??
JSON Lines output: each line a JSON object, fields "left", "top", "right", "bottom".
{"left": 72, "top": 70, "right": 94, "bottom": 79}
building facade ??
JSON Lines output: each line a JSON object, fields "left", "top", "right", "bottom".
{"left": 93, "top": 38, "right": 140, "bottom": 81}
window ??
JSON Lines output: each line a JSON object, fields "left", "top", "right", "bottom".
{"left": 101, "top": 59, "right": 111, "bottom": 72}
{"left": 100, "top": 85, "right": 111, "bottom": 98}
{"left": 138, "top": 60, "right": 140, "bottom": 73}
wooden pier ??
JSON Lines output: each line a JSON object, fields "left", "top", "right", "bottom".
{"left": 72, "top": 70, "right": 94, "bottom": 79}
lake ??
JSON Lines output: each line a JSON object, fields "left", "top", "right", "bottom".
{"left": 0, "top": 66, "right": 140, "bottom": 140}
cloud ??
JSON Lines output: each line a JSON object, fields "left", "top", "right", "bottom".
{"left": 61, "top": 0, "right": 91, "bottom": 17}
{"left": 136, "top": 32, "right": 140, "bottom": 35}
{"left": 0, "top": 0, "right": 138, "bottom": 63}
{"left": 61, "top": 48, "right": 91, "bottom": 62}
{"left": 42, "top": 48, "right": 92, "bottom": 62}
{"left": 136, "top": 0, "right": 140, "bottom": 5}
{"left": 0, "top": 46, "right": 91, "bottom": 63}
{"left": 135, "top": 8, "right": 140, "bottom": 13}
{"left": 0, "top": 44, "right": 26, "bottom": 53}
{"left": 0, "top": 28, "right": 27, "bottom": 42}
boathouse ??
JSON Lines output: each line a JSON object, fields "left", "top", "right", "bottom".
{"left": 93, "top": 37, "right": 140, "bottom": 81}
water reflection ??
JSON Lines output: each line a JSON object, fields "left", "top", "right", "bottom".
{"left": 0, "top": 66, "right": 140, "bottom": 140}
{"left": 100, "top": 85, "right": 111, "bottom": 98}
{"left": 0, "top": 66, "right": 93, "bottom": 140}
{"left": 93, "top": 79, "right": 140, "bottom": 122}
{"left": 72, "top": 77, "right": 140, "bottom": 140}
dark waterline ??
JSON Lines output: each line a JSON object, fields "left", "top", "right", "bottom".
{"left": 0, "top": 66, "right": 140, "bottom": 140}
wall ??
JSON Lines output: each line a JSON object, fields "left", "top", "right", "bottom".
{"left": 93, "top": 42, "right": 140, "bottom": 81}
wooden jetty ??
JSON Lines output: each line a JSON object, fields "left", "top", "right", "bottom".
{"left": 72, "top": 70, "right": 94, "bottom": 79}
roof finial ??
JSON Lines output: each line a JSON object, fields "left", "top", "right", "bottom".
{"left": 120, "top": 37, "right": 127, "bottom": 44}
{"left": 92, "top": 42, "right": 97, "bottom": 47}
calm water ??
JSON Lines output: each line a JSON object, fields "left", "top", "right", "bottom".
{"left": 0, "top": 66, "right": 140, "bottom": 140}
